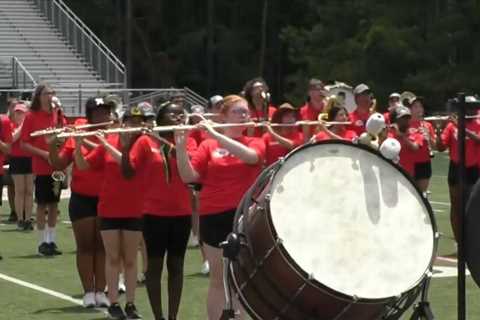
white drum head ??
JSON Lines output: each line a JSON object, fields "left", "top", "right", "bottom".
{"left": 269, "top": 142, "right": 435, "bottom": 300}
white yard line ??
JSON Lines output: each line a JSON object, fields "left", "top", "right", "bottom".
{"left": 0, "top": 272, "right": 107, "bottom": 315}
{"left": 430, "top": 201, "right": 450, "bottom": 206}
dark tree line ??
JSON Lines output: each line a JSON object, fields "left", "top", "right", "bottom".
{"left": 65, "top": 0, "right": 480, "bottom": 112}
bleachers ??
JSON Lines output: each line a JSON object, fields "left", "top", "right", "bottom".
{"left": 0, "top": 0, "right": 111, "bottom": 115}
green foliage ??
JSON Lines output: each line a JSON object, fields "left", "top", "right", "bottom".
{"left": 64, "top": 0, "right": 480, "bottom": 112}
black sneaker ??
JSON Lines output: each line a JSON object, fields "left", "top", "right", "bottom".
{"left": 108, "top": 303, "right": 126, "bottom": 320}
{"left": 23, "top": 220, "right": 34, "bottom": 231}
{"left": 49, "top": 243, "right": 62, "bottom": 255}
{"left": 16, "top": 221, "right": 25, "bottom": 230}
{"left": 7, "top": 211, "right": 17, "bottom": 222}
{"left": 38, "top": 242, "right": 50, "bottom": 256}
{"left": 125, "top": 303, "right": 142, "bottom": 319}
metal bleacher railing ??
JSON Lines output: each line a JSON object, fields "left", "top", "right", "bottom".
{"left": 32, "top": 0, "right": 126, "bottom": 88}
{"left": 0, "top": 87, "right": 209, "bottom": 116}
{"left": 0, "top": 56, "right": 37, "bottom": 90}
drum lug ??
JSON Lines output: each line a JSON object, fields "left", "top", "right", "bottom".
{"left": 434, "top": 232, "right": 440, "bottom": 239}
{"left": 265, "top": 193, "right": 271, "bottom": 201}
{"left": 278, "top": 157, "right": 285, "bottom": 165}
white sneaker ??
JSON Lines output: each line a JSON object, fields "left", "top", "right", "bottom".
{"left": 201, "top": 261, "right": 210, "bottom": 275}
{"left": 189, "top": 233, "right": 200, "bottom": 247}
{"left": 95, "top": 291, "right": 110, "bottom": 308}
{"left": 82, "top": 292, "right": 96, "bottom": 308}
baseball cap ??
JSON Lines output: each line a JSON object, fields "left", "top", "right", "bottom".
{"left": 394, "top": 105, "right": 412, "bottom": 120}
{"left": 137, "top": 101, "right": 156, "bottom": 118}
{"left": 209, "top": 95, "right": 224, "bottom": 106}
{"left": 13, "top": 103, "right": 28, "bottom": 113}
{"left": 389, "top": 92, "right": 401, "bottom": 99}
{"left": 353, "top": 84, "right": 371, "bottom": 96}
{"left": 85, "top": 97, "right": 112, "bottom": 110}
{"left": 123, "top": 105, "right": 146, "bottom": 119}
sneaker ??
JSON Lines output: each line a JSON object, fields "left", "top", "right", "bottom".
{"left": 16, "top": 221, "right": 25, "bottom": 230}
{"left": 118, "top": 275, "right": 126, "bottom": 294}
{"left": 23, "top": 220, "right": 34, "bottom": 231}
{"left": 38, "top": 242, "right": 50, "bottom": 256}
{"left": 49, "top": 243, "right": 62, "bottom": 255}
{"left": 82, "top": 292, "right": 96, "bottom": 308}
{"left": 107, "top": 303, "right": 126, "bottom": 320}
{"left": 95, "top": 291, "right": 110, "bottom": 308}
{"left": 8, "top": 211, "right": 17, "bottom": 222}
{"left": 201, "top": 261, "right": 210, "bottom": 275}
{"left": 137, "top": 272, "right": 146, "bottom": 284}
{"left": 125, "top": 302, "right": 142, "bottom": 319}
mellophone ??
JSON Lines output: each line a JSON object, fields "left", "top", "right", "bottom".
{"left": 29, "top": 119, "right": 352, "bottom": 138}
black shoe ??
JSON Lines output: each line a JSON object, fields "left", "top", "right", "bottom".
{"left": 125, "top": 303, "right": 142, "bottom": 319}
{"left": 17, "top": 221, "right": 25, "bottom": 230}
{"left": 48, "top": 243, "right": 62, "bottom": 255}
{"left": 23, "top": 220, "right": 34, "bottom": 231}
{"left": 7, "top": 211, "right": 17, "bottom": 222}
{"left": 108, "top": 303, "right": 126, "bottom": 320}
{"left": 38, "top": 242, "right": 50, "bottom": 256}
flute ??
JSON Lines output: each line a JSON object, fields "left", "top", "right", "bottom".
{"left": 424, "top": 114, "right": 480, "bottom": 121}
{"left": 30, "top": 121, "right": 114, "bottom": 137}
{"left": 56, "top": 120, "right": 352, "bottom": 138}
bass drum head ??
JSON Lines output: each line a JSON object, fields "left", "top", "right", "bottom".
{"left": 466, "top": 180, "right": 480, "bottom": 287}
{"left": 268, "top": 141, "right": 436, "bottom": 300}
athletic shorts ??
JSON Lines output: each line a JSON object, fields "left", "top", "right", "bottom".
{"left": 9, "top": 157, "right": 32, "bottom": 175}
{"left": 100, "top": 217, "right": 143, "bottom": 231}
{"left": 448, "top": 161, "right": 479, "bottom": 186}
{"left": 68, "top": 192, "right": 99, "bottom": 223}
{"left": 199, "top": 209, "right": 236, "bottom": 248}
{"left": 34, "top": 175, "right": 61, "bottom": 205}
{"left": 414, "top": 161, "right": 432, "bottom": 180}
{"left": 143, "top": 214, "right": 191, "bottom": 258}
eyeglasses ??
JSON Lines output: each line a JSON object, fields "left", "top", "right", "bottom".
{"left": 230, "top": 107, "right": 249, "bottom": 116}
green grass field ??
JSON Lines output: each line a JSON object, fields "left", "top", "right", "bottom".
{"left": 0, "top": 153, "right": 479, "bottom": 320}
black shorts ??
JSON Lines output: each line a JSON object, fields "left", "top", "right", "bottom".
{"left": 200, "top": 209, "right": 236, "bottom": 248}
{"left": 143, "top": 214, "right": 191, "bottom": 258}
{"left": 9, "top": 157, "right": 32, "bottom": 175}
{"left": 414, "top": 161, "right": 432, "bottom": 180}
{"left": 34, "top": 175, "right": 61, "bottom": 204}
{"left": 68, "top": 192, "right": 99, "bottom": 223}
{"left": 448, "top": 161, "right": 479, "bottom": 186}
{"left": 100, "top": 217, "right": 143, "bottom": 231}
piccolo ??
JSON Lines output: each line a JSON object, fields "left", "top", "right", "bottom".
{"left": 30, "top": 121, "right": 114, "bottom": 137}
{"left": 56, "top": 120, "right": 352, "bottom": 138}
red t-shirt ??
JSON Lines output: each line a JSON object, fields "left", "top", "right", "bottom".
{"left": 10, "top": 121, "right": 29, "bottom": 157}
{"left": 313, "top": 129, "right": 358, "bottom": 142}
{"left": 0, "top": 116, "right": 13, "bottom": 174}
{"left": 191, "top": 136, "right": 266, "bottom": 215}
{"left": 348, "top": 109, "right": 371, "bottom": 136}
{"left": 299, "top": 103, "right": 322, "bottom": 121}
{"left": 441, "top": 121, "right": 480, "bottom": 167}
{"left": 20, "top": 110, "right": 66, "bottom": 175}
{"left": 130, "top": 134, "right": 197, "bottom": 216}
{"left": 408, "top": 120, "right": 436, "bottom": 163}
{"left": 85, "top": 134, "right": 143, "bottom": 218}
{"left": 59, "top": 137, "right": 103, "bottom": 197}
{"left": 388, "top": 130, "right": 424, "bottom": 176}
{"left": 262, "top": 131, "right": 304, "bottom": 166}
{"left": 248, "top": 106, "right": 277, "bottom": 137}
{"left": 189, "top": 130, "right": 208, "bottom": 146}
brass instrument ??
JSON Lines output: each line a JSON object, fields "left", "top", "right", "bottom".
{"left": 325, "top": 83, "right": 356, "bottom": 112}
{"left": 400, "top": 91, "right": 416, "bottom": 107}
{"left": 51, "top": 170, "right": 66, "bottom": 197}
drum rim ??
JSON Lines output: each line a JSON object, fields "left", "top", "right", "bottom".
{"left": 263, "top": 140, "right": 438, "bottom": 303}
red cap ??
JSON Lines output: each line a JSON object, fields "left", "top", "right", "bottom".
{"left": 13, "top": 103, "right": 28, "bottom": 113}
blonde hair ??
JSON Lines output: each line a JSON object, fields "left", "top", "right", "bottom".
{"left": 220, "top": 95, "right": 248, "bottom": 115}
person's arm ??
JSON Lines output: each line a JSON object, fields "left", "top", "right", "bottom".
{"left": 317, "top": 122, "right": 348, "bottom": 141}
{"left": 73, "top": 137, "right": 90, "bottom": 170}
{"left": 48, "top": 136, "right": 69, "bottom": 170}
{"left": 12, "top": 125, "right": 22, "bottom": 143}
{"left": 396, "top": 131, "right": 420, "bottom": 151}
{"left": 201, "top": 122, "right": 259, "bottom": 164}
{"left": 264, "top": 125, "right": 295, "bottom": 149}
{"left": 466, "top": 128, "right": 480, "bottom": 143}
{"left": 435, "top": 125, "right": 449, "bottom": 152}
{"left": 120, "top": 134, "right": 140, "bottom": 180}
{"left": 97, "top": 134, "right": 122, "bottom": 164}
{"left": 174, "top": 130, "right": 200, "bottom": 183}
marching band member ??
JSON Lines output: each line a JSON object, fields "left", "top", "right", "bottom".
{"left": 243, "top": 78, "right": 276, "bottom": 137}
{"left": 388, "top": 106, "right": 424, "bottom": 178}
{"left": 9, "top": 102, "right": 33, "bottom": 231}
{"left": 383, "top": 92, "right": 401, "bottom": 124}
{"left": 175, "top": 94, "right": 265, "bottom": 320}
{"left": 263, "top": 103, "right": 304, "bottom": 166}
{"left": 408, "top": 97, "right": 436, "bottom": 192}
{"left": 20, "top": 84, "right": 65, "bottom": 256}
{"left": 48, "top": 97, "right": 113, "bottom": 308}
{"left": 436, "top": 109, "right": 480, "bottom": 243}
{"left": 311, "top": 103, "right": 357, "bottom": 142}
{"left": 122, "top": 102, "right": 197, "bottom": 320}
{"left": 349, "top": 83, "right": 373, "bottom": 135}
{"left": 74, "top": 105, "right": 146, "bottom": 319}
{"left": 299, "top": 78, "right": 328, "bottom": 121}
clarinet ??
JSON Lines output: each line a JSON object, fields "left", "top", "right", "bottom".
{"left": 421, "top": 120, "right": 435, "bottom": 158}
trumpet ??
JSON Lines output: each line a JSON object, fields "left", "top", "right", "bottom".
{"left": 55, "top": 120, "right": 352, "bottom": 138}
{"left": 30, "top": 121, "right": 114, "bottom": 137}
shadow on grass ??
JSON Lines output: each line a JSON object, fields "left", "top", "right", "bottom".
{"left": 10, "top": 254, "right": 50, "bottom": 259}
{"left": 32, "top": 305, "right": 105, "bottom": 316}
{"left": 185, "top": 272, "right": 209, "bottom": 279}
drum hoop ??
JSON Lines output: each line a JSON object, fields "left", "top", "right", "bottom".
{"left": 263, "top": 140, "right": 438, "bottom": 303}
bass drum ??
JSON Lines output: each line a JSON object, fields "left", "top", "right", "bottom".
{"left": 230, "top": 141, "right": 437, "bottom": 320}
